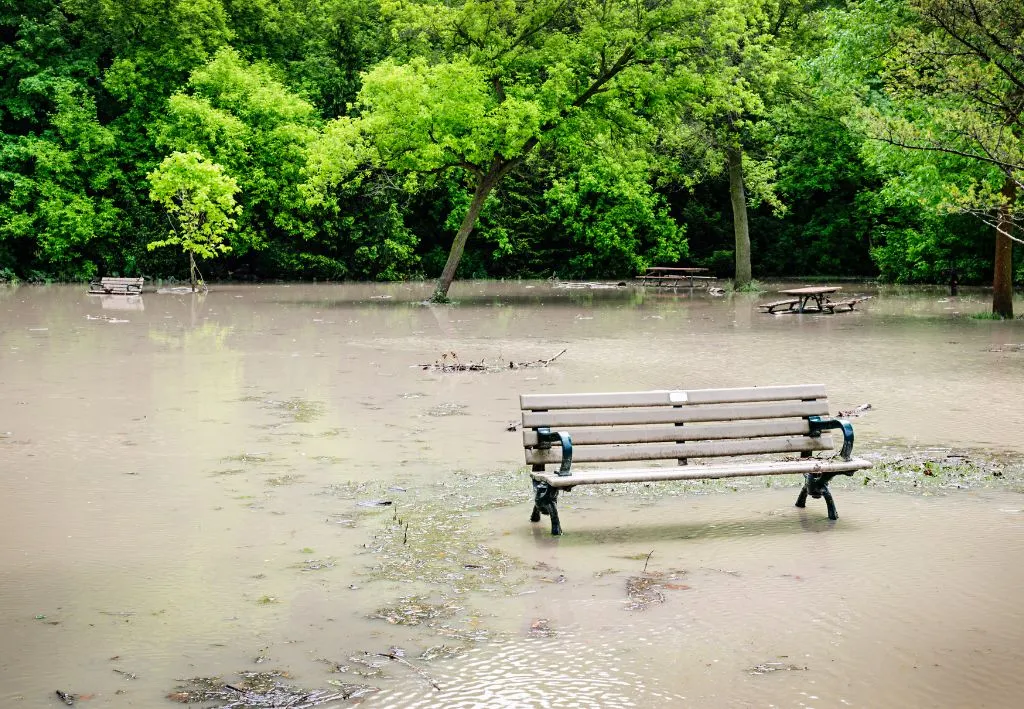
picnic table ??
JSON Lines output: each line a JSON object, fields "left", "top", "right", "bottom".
{"left": 636, "top": 267, "right": 716, "bottom": 288}
{"left": 776, "top": 286, "right": 841, "bottom": 313}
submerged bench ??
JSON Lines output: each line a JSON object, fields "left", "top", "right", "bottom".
{"left": 88, "top": 277, "right": 144, "bottom": 295}
{"left": 521, "top": 384, "right": 872, "bottom": 535}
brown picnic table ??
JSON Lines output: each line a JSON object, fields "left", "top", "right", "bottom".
{"left": 759, "top": 286, "right": 857, "bottom": 314}
{"left": 636, "top": 267, "right": 716, "bottom": 288}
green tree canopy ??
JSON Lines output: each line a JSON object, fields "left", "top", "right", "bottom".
{"left": 307, "top": 0, "right": 709, "bottom": 300}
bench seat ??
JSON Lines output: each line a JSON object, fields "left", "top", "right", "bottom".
{"left": 532, "top": 456, "right": 872, "bottom": 487}
{"left": 758, "top": 299, "right": 800, "bottom": 313}
{"left": 821, "top": 299, "right": 862, "bottom": 313}
{"left": 521, "top": 384, "right": 872, "bottom": 535}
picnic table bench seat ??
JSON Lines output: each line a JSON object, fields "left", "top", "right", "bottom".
{"left": 758, "top": 299, "right": 801, "bottom": 313}
{"left": 820, "top": 298, "right": 864, "bottom": 313}
{"left": 520, "top": 384, "right": 872, "bottom": 535}
{"left": 88, "top": 277, "right": 144, "bottom": 295}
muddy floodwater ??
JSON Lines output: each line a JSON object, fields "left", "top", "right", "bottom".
{"left": 2, "top": 281, "right": 1023, "bottom": 708}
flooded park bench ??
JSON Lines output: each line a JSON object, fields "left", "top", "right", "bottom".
{"left": 520, "top": 384, "right": 872, "bottom": 535}
{"left": 88, "top": 276, "right": 144, "bottom": 295}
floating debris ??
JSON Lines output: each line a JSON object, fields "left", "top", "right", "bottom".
{"left": 372, "top": 649, "right": 442, "bottom": 691}
{"left": 167, "top": 672, "right": 362, "bottom": 707}
{"left": 419, "top": 644, "right": 465, "bottom": 661}
{"left": 529, "top": 618, "right": 556, "bottom": 637}
{"left": 748, "top": 661, "right": 807, "bottom": 675}
{"left": 417, "top": 349, "right": 567, "bottom": 373}
{"left": 372, "top": 596, "right": 461, "bottom": 626}
{"left": 625, "top": 570, "right": 690, "bottom": 611}
{"left": 315, "top": 658, "right": 350, "bottom": 673}
{"left": 425, "top": 402, "right": 469, "bottom": 417}
{"left": 324, "top": 680, "right": 379, "bottom": 699}
{"left": 838, "top": 403, "right": 873, "bottom": 417}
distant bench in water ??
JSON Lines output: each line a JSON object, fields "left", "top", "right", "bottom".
{"left": 519, "top": 384, "right": 872, "bottom": 535}
{"left": 88, "top": 277, "right": 144, "bottom": 296}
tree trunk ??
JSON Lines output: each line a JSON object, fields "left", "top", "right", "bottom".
{"left": 432, "top": 168, "right": 501, "bottom": 302}
{"left": 727, "top": 146, "right": 752, "bottom": 287}
{"left": 992, "top": 177, "right": 1015, "bottom": 318}
{"left": 189, "top": 252, "right": 197, "bottom": 293}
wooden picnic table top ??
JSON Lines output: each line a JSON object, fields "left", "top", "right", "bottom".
{"left": 778, "top": 286, "right": 841, "bottom": 296}
{"left": 644, "top": 266, "right": 709, "bottom": 274}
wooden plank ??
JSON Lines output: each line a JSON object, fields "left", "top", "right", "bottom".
{"left": 758, "top": 299, "right": 799, "bottom": 310}
{"left": 522, "top": 399, "right": 830, "bottom": 428}
{"left": 531, "top": 457, "right": 873, "bottom": 487}
{"left": 523, "top": 419, "right": 812, "bottom": 447}
{"left": 525, "top": 435, "right": 833, "bottom": 465}
{"left": 521, "top": 384, "right": 827, "bottom": 411}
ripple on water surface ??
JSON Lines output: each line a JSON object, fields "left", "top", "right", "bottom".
{"left": 371, "top": 631, "right": 686, "bottom": 708}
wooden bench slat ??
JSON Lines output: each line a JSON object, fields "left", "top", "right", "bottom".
{"left": 522, "top": 400, "right": 830, "bottom": 428}
{"left": 521, "top": 384, "right": 827, "bottom": 411}
{"left": 89, "top": 276, "right": 144, "bottom": 295}
{"left": 531, "top": 457, "right": 872, "bottom": 487}
{"left": 523, "top": 419, "right": 813, "bottom": 447}
{"left": 526, "top": 434, "right": 833, "bottom": 465}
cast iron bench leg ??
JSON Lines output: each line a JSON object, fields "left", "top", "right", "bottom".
{"left": 531, "top": 480, "right": 562, "bottom": 535}
{"left": 795, "top": 472, "right": 841, "bottom": 520}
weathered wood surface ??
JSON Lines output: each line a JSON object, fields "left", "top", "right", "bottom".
{"left": 523, "top": 418, "right": 814, "bottom": 446}
{"left": 521, "top": 384, "right": 827, "bottom": 410}
{"left": 88, "top": 277, "right": 144, "bottom": 295}
{"left": 526, "top": 434, "right": 834, "bottom": 465}
{"left": 777, "top": 286, "right": 841, "bottom": 296}
{"left": 532, "top": 457, "right": 872, "bottom": 488}
{"left": 758, "top": 299, "right": 800, "bottom": 313}
{"left": 522, "top": 400, "right": 830, "bottom": 428}
{"left": 821, "top": 298, "right": 864, "bottom": 313}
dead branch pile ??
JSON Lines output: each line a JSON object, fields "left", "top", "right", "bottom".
{"left": 416, "top": 349, "right": 566, "bottom": 373}
{"left": 167, "top": 672, "right": 376, "bottom": 707}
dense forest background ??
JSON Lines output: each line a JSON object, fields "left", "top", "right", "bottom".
{"left": 1, "top": 0, "right": 1020, "bottom": 289}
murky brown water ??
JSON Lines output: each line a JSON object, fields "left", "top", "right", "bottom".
{"left": 2, "top": 282, "right": 1023, "bottom": 708}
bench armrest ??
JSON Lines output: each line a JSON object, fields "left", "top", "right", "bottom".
{"left": 807, "top": 415, "right": 855, "bottom": 460}
{"left": 535, "top": 427, "right": 574, "bottom": 476}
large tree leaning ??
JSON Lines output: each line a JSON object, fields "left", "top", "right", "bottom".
{"left": 431, "top": 51, "right": 638, "bottom": 302}
{"left": 306, "top": 0, "right": 704, "bottom": 302}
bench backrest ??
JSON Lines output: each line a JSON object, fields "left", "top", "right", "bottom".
{"left": 521, "top": 384, "right": 837, "bottom": 470}
{"left": 101, "top": 277, "right": 144, "bottom": 286}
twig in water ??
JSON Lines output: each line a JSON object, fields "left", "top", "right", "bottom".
{"left": 643, "top": 550, "right": 655, "bottom": 574}
{"left": 375, "top": 652, "right": 442, "bottom": 691}
{"left": 510, "top": 349, "right": 567, "bottom": 369}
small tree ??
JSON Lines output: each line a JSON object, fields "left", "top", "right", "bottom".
{"left": 147, "top": 151, "right": 240, "bottom": 291}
